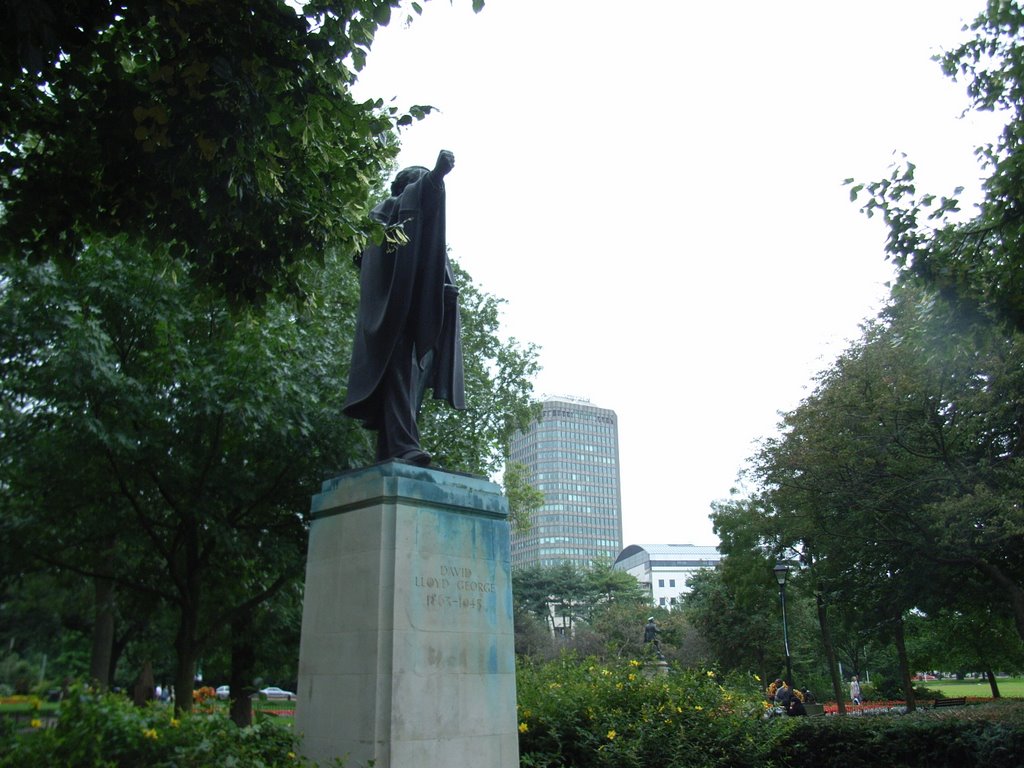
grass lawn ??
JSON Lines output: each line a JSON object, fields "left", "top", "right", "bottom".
{"left": 922, "top": 677, "right": 1024, "bottom": 698}
{"left": 0, "top": 701, "right": 59, "bottom": 715}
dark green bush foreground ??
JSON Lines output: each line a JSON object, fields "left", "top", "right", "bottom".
{"left": 3, "top": 671, "right": 1023, "bottom": 767}
{"left": 773, "top": 704, "right": 1024, "bottom": 768}
{"left": 0, "top": 687, "right": 313, "bottom": 768}
{"left": 516, "top": 656, "right": 1024, "bottom": 768}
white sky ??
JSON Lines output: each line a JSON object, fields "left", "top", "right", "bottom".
{"left": 352, "top": 0, "right": 1004, "bottom": 547}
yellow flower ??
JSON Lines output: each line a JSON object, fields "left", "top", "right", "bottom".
{"left": 170, "top": 718, "right": 180, "bottom": 728}
{"left": 30, "top": 718, "right": 42, "bottom": 729}
{"left": 142, "top": 728, "right": 159, "bottom": 740}
{"left": 601, "top": 669, "right": 611, "bottom": 676}
{"left": 522, "top": 709, "right": 532, "bottom": 718}
{"left": 606, "top": 730, "right": 616, "bottom": 740}
{"left": 288, "top": 752, "right": 296, "bottom": 760}
{"left": 676, "top": 706, "right": 682, "bottom": 713}
{"left": 519, "top": 722, "right": 529, "bottom": 733}
{"left": 706, "top": 670, "right": 715, "bottom": 677}
{"left": 629, "top": 659, "right": 641, "bottom": 668}
{"left": 627, "top": 673, "right": 637, "bottom": 682}
{"left": 694, "top": 705, "right": 703, "bottom": 711}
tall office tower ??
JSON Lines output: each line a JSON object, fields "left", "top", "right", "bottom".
{"left": 508, "top": 396, "right": 624, "bottom": 568}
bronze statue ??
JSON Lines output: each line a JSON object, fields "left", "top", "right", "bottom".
{"left": 343, "top": 150, "right": 465, "bottom": 465}
{"left": 643, "top": 617, "right": 664, "bottom": 659}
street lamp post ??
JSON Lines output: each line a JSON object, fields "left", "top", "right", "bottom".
{"left": 773, "top": 563, "right": 793, "bottom": 687}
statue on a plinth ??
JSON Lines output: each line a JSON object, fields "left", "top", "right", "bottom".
{"left": 343, "top": 150, "right": 465, "bottom": 466}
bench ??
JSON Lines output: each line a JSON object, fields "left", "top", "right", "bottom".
{"left": 932, "top": 697, "right": 967, "bottom": 708}
{"left": 803, "top": 703, "right": 825, "bottom": 716}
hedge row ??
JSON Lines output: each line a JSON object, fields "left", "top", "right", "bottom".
{"left": 2, "top": 667, "right": 1022, "bottom": 768}
{"left": 773, "top": 708, "right": 1024, "bottom": 768}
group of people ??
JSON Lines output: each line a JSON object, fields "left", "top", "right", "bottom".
{"left": 767, "top": 679, "right": 812, "bottom": 716}
{"left": 765, "top": 674, "right": 863, "bottom": 715}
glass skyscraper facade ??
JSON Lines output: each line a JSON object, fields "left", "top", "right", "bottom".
{"left": 508, "top": 397, "right": 624, "bottom": 568}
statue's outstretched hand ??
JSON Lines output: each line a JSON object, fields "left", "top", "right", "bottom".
{"left": 434, "top": 149, "right": 455, "bottom": 178}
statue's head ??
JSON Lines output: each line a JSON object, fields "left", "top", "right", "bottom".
{"left": 391, "top": 166, "right": 430, "bottom": 196}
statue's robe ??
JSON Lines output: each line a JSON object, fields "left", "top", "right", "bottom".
{"left": 343, "top": 170, "right": 465, "bottom": 460}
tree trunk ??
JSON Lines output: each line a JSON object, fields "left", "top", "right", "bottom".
{"left": 893, "top": 612, "right": 916, "bottom": 713}
{"left": 815, "top": 591, "right": 846, "bottom": 715}
{"left": 89, "top": 576, "right": 116, "bottom": 689}
{"left": 229, "top": 614, "right": 257, "bottom": 727}
{"left": 173, "top": 596, "right": 200, "bottom": 713}
{"left": 986, "top": 669, "right": 1001, "bottom": 698}
{"left": 173, "top": 642, "right": 197, "bottom": 714}
{"left": 132, "top": 660, "right": 155, "bottom": 706}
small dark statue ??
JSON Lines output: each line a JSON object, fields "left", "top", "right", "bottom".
{"left": 643, "top": 616, "right": 664, "bottom": 659}
{"left": 343, "top": 150, "right": 465, "bottom": 465}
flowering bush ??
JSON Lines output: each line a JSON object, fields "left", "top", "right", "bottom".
{"left": 192, "top": 685, "right": 218, "bottom": 714}
{"left": 0, "top": 685, "right": 313, "bottom": 768}
{"left": 516, "top": 655, "right": 774, "bottom": 768}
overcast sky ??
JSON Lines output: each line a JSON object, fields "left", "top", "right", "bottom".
{"left": 352, "top": 0, "right": 1004, "bottom": 548}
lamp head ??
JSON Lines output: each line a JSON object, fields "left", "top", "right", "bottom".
{"left": 773, "top": 563, "right": 789, "bottom": 587}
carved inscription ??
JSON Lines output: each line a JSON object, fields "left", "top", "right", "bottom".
{"left": 414, "top": 564, "right": 495, "bottom": 612}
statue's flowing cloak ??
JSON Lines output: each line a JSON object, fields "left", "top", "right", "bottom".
{"left": 343, "top": 173, "right": 465, "bottom": 429}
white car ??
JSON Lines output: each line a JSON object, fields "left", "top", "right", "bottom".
{"left": 215, "top": 685, "right": 230, "bottom": 700}
{"left": 259, "top": 686, "right": 296, "bottom": 701}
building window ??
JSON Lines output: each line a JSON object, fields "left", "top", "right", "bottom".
{"left": 669, "top": 579, "right": 676, "bottom": 588}
{"left": 659, "top": 597, "right": 666, "bottom": 606}
{"left": 658, "top": 579, "right": 665, "bottom": 588}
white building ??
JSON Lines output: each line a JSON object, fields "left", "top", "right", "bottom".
{"left": 613, "top": 544, "right": 722, "bottom": 607}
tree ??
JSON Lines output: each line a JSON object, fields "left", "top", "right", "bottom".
{"left": 849, "top": 1, "right": 1024, "bottom": 334}
{"left": 0, "top": 1, "right": 482, "bottom": 301}
{"left": 906, "top": 607, "right": 1024, "bottom": 698}
{"left": 750, "top": 284, "right": 1024, "bottom": 713}
{"left": 511, "top": 561, "right": 649, "bottom": 657}
{"left": 501, "top": 460, "right": 543, "bottom": 532}
{"left": 419, "top": 262, "right": 540, "bottom": 476}
{"left": 0, "top": 235, "right": 537, "bottom": 711}
{"left": 681, "top": 556, "right": 777, "bottom": 685}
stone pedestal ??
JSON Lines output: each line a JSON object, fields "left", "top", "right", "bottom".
{"left": 295, "top": 462, "right": 519, "bottom": 768}
{"left": 643, "top": 660, "right": 670, "bottom": 678}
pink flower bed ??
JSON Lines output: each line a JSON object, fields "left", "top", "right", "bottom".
{"left": 821, "top": 697, "right": 993, "bottom": 714}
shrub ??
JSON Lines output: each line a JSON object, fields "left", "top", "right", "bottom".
{"left": 516, "top": 654, "right": 777, "bottom": 768}
{"left": 0, "top": 685, "right": 317, "bottom": 768}
{"left": 774, "top": 708, "right": 1024, "bottom": 768}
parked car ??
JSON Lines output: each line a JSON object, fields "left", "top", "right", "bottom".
{"left": 215, "top": 685, "right": 230, "bottom": 700}
{"left": 258, "top": 686, "right": 296, "bottom": 701}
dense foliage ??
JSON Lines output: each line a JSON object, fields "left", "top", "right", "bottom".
{"left": 773, "top": 705, "right": 1024, "bottom": 768}
{"left": 0, "top": 0, "right": 480, "bottom": 301}
{"left": 0, "top": 236, "right": 537, "bottom": 709}
{"left": 4, "top": 676, "right": 1023, "bottom": 768}
{"left": 507, "top": 561, "right": 715, "bottom": 665}
{"left": 0, "top": 688, "right": 307, "bottom": 768}
{"left": 516, "top": 657, "right": 1024, "bottom": 768}
{"left": 516, "top": 655, "right": 771, "bottom": 768}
